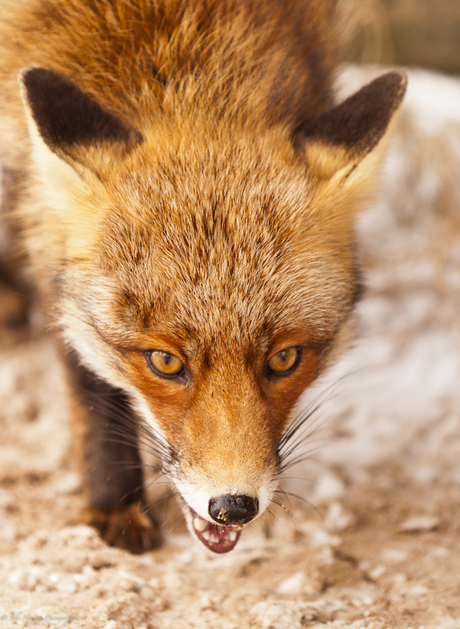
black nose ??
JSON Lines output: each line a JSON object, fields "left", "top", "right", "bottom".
{"left": 208, "top": 494, "right": 259, "bottom": 526}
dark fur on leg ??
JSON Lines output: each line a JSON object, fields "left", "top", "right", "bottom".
{"left": 63, "top": 348, "right": 162, "bottom": 552}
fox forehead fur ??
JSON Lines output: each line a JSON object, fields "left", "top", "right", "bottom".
{"left": 0, "top": 0, "right": 406, "bottom": 551}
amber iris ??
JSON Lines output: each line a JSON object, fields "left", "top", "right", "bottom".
{"left": 267, "top": 347, "right": 300, "bottom": 374}
{"left": 147, "top": 350, "right": 184, "bottom": 377}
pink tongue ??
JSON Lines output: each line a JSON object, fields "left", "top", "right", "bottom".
{"left": 192, "top": 511, "right": 241, "bottom": 554}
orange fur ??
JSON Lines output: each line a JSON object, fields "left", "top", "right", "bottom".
{"left": 0, "top": 0, "right": 406, "bottom": 552}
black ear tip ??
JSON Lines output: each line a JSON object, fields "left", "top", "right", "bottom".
{"left": 19, "top": 67, "right": 47, "bottom": 106}
{"left": 19, "top": 66, "right": 65, "bottom": 99}
{"left": 394, "top": 69, "right": 408, "bottom": 87}
{"left": 387, "top": 69, "right": 408, "bottom": 89}
{"left": 20, "top": 66, "right": 51, "bottom": 83}
{"left": 371, "top": 70, "right": 408, "bottom": 106}
{"left": 19, "top": 66, "right": 143, "bottom": 155}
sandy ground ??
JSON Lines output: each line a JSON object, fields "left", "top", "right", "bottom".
{"left": 1, "top": 66, "right": 460, "bottom": 629}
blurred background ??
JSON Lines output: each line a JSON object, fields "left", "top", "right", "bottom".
{"left": 338, "top": 0, "right": 460, "bottom": 74}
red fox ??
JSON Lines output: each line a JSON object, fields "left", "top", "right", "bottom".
{"left": 0, "top": 0, "right": 406, "bottom": 553}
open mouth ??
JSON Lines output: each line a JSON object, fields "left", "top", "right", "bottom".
{"left": 190, "top": 508, "right": 242, "bottom": 553}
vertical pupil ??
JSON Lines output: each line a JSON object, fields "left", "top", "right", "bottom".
{"left": 163, "top": 352, "right": 171, "bottom": 365}
{"left": 279, "top": 350, "right": 287, "bottom": 363}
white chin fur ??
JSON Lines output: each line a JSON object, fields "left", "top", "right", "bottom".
{"left": 173, "top": 478, "right": 215, "bottom": 523}
{"left": 258, "top": 479, "right": 279, "bottom": 515}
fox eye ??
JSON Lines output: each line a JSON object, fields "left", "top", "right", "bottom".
{"left": 145, "top": 350, "right": 184, "bottom": 379}
{"left": 267, "top": 347, "right": 301, "bottom": 376}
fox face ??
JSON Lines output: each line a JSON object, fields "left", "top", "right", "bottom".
{"left": 92, "top": 143, "right": 360, "bottom": 551}
{"left": 16, "top": 63, "right": 406, "bottom": 552}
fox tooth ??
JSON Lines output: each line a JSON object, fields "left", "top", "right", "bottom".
{"left": 229, "top": 531, "right": 237, "bottom": 542}
{"left": 194, "top": 517, "right": 207, "bottom": 532}
{"left": 202, "top": 530, "right": 211, "bottom": 541}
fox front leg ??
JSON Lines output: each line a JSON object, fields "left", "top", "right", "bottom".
{"left": 62, "top": 349, "right": 162, "bottom": 553}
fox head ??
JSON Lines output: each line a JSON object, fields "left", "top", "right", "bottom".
{"left": 19, "top": 67, "right": 406, "bottom": 552}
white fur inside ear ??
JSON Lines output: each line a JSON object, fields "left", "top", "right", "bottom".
{"left": 28, "top": 130, "right": 86, "bottom": 210}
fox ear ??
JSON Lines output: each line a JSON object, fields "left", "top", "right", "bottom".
{"left": 299, "top": 71, "right": 407, "bottom": 182}
{"left": 19, "top": 67, "right": 142, "bottom": 173}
